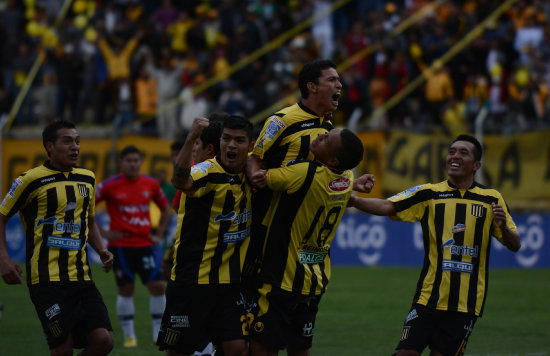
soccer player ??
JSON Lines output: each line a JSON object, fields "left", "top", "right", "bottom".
{"left": 157, "top": 115, "right": 253, "bottom": 356}
{"left": 0, "top": 119, "right": 114, "bottom": 355}
{"left": 347, "top": 134, "right": 521, "bottom": 356}
{"left": 245, "top": 58, "right": 373, "bottom": 279}
{"left": 95, "top": 145, "right": 172, "bottom": 347}
{"left": 163, "top": 118, "right": 224, "bottom": 356}
{"left": 248, "top": 128, "right": 365, "bottom": 355}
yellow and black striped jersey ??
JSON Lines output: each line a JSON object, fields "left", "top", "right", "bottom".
{"left": 260, "top": 161, "right": 354, "bottom": 296}
{"left": 0, "top": 162, "right": 96, "bottom": 285}
{"left": 253, "top": 101, "right": 333, "bottom": 168}
{"left": 247, "top": 102, "right": 334, "bottom": 272}
{"left": 171, "top": 156, "right": 252, "bottom": 284}
{"left": 388, "top": 180, "right": 517, "bottom": 316}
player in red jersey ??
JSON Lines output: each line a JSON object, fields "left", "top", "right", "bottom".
{"left": 96, "top": 145, "right": 172, "bottom": 347}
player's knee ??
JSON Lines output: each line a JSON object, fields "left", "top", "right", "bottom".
{"left": 396, "top": 349, "right": 422, "bottom": 356}
{"left": 50, "top": 343, "right": 73, "bottom": 356}
{"left": 89, "top": 329, "right": 114, "bottom": 354}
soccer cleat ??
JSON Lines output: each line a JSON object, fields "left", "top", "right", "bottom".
{"left": 123, "top": 336, "right": 138, "bottom": 348}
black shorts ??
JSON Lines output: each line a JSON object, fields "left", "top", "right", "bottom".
{"left": 29, "top": 282, "right": 113, "bottom": 349}
{"left": 157, "top": 281, "right": 250, "bottom": 354}
{"left": 396, "top": 303, "right": 477, "bottom": 356}
{"left": 250, "top": 283, "right": 321, "bottom": 351}
{"left": 109, "top": 246, "right": 164, "bottom": 286}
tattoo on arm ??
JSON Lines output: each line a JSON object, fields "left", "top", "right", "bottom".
{"left": 174, "top": 164, "right": 191, "bottom": 180}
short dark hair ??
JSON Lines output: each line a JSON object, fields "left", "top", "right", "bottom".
{"left": 42, "top": 119, "right": 76, "bottom": 157}
{"left": 298, "top": 59, "right": 337, "bottom": 99}
{"left": 119, "top": 145, "right": 142, "bottom": 159}
{"left": 336, "top": 129, "right": 364, "bottom": 171}
{"left": 452, "top": 134, "right": 482, "bottom": 161}
{"left": 223, "top": 115, "right": 253, "bottom": 140}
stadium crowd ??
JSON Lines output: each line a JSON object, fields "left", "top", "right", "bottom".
{"left": 1, "top": 0, "right": 549, "bottom": 138}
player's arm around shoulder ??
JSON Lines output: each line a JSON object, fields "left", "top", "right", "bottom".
{"left": 265, "top": 161, "right": 309, "bottom": 193}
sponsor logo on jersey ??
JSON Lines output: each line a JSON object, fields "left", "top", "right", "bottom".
{"left": 46, "top": 236, "right": 81, "bottom": 250}
{"left": 215, "top": 211, "right": 237, "bottom": 222}
{"left": 232, "top": 209, "right": 252, "bottom": 225}
{"left": 328, "top": 177, "right": 350, "bottom": 192}
{"left": 64, "top": 202, "right": 77, "bottom": 212}
{"left": 389, "top": 185, "right": 424, "bottom": 200}
{"left": 438, "top": 192, "right": 455, "bottom": 198}
{"left": 55, "top": 221, "right": 81, "bottom": 233}
{"left": 299, "top": 244, "right": 329, "bottom": 264}
{"left": 452, "top": 224, "right": 466, "bottom": 234}
{"left": 256, "top": 138, "right": 265, "bottom": 149}
{"left": 442, "top": 238, "right": 479, "bottom": 258}
{"left": 223, "top": 227, "right": 251, "bottom": 243}
{"left": 170, "top": 315, "right": 190, "bottom": 328}
{"left": 7, "top": 178, "right": 23, "bottom": 198}
{"left": 45, "top": 304, "right": 61, "bottom": 320}
{"left": 299, "top": 251, "right": 326, "bottom": 264}
{"left": 442, "top": 260, "right": 474, "bottom": 273}
{"left": 264, "top": 116, "right": 285, "bottom": 141}
{"left": 471, "top": 204, "right": 485, "bottom": 218}
{"left": 77, "top": 184, "right": 88, "bottom": 197}
{"left": 40, "top": 177, "right": 56, "bottom": 184}
{"left": 328, "top": 194, "right": 346, "bottom": 201}
{"left": 37, "top": 216, "right": 58, "bottom": 227}
{"left": 301, "top": 122, "right": 315, "bottom": 128}
{"left": 191, "top": 161, "right": 214, "bottom": 174}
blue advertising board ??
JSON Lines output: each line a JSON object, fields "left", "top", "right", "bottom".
{"left": 4, "top": 212, "right": 550, "bottom": 268}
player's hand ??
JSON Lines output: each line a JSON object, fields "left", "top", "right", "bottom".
{"left": 150, "top": 234, "right": 163, "bottom": 245}
{"left": 250, "top": 169, "right": 268, "bottom": 188}
{"left": 99, "top": 249, "right": 114, "bottom": 273}
{"left": 0, "top": 255, "right": 23, "bottom": 284}
{"left": 353, "top": 174, "right": 376, "bottom": 193}
{"left": 491, "top": 202, "right": 507, "bottom": 228}
{"left": 188, "top": 117, "right": 210, "bottom": 141}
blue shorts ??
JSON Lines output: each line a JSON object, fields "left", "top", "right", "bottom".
{"left": 109, "top": 246, "right": 164, "bottom": 286}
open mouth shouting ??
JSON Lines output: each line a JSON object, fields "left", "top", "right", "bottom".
{"left": 332, "top": 92, "right": 341, "bottom": 108}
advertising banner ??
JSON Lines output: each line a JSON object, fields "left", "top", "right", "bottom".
{"left": 4, "top": 212, "right": 548, "bottom": 268}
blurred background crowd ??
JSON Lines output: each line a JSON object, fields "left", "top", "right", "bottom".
{"left": 1, "top": 0, "right": 549, "bottom": 139}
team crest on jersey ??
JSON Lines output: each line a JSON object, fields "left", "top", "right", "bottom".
{"left": 77, "top": 184, "right": 88, "bottom": 197}
{"left": 264, "top": 116, "right": 286, "bottom": 141}
{"left": 191, "top": 161, "right": 214, "bottom": 174}
{"left": 471, "top": 204, "right": 485, "bottom": 218}
{"left": 328, "top": 177, "right": 350, "bottom": 192}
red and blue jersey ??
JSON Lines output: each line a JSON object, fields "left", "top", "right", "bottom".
{"left": 96, "top": 174, "right": 168, "bottom": 247}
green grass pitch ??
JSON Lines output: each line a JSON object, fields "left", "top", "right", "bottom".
{"left": 0, "top": 265, "right": 548, "bottom": 355}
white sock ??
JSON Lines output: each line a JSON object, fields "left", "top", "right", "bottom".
{"left": 116, "top": 295, "right": 136, "bottom": 339}
{"left": 150, "top": 294, "right": 166, "bottom": 341}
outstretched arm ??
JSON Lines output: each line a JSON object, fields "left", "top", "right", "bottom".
{"left": 348, "top": 196, "right": 397, "bottom": 216}
{"left": 353, "top": 174, "right": 376, "bottom": 193}
{"left": 492, "top": 203, "right": 521, "bottom": 252}
{"left": 172, "top": 117, "right": 209, "bottom": 191}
